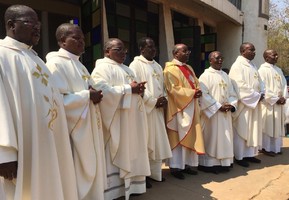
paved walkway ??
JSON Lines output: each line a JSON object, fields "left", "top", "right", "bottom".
{"left": 130, "top": 137, "right": 289, "bottom": 200}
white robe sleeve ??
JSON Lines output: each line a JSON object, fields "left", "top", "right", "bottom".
{"left": 130, "top": 61, "right": 157, "bottom": 114}
{"left": 91, "top": 63, "right": 132, "bottom": 130}
{"left": 47, "top": 61, "right": 91, "bottom": 132}
{"left": 229, "top": 62, "right": 261, "bottom": 109}
{"left": 0, "top": 78, "right": 17, "bottom": 163}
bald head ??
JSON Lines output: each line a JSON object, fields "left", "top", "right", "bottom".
{"left": 239, "top": 42, "right": 253, "bottom": 53}
{"left": 208, "top": 51, "right": 223, "bottom": 70}
{"left": 208, "top": 51, "right": 221, "bottom": 61}
{"left": 104, "top": 38, "right": 126, "bottom": 64}
{"left": 104, "top": 38, "right": 122, "bottom": 51}
{"left": 4, "top": 5, "right": 40, "bottom": 46}
{"left": 172, "top": 43, "right": 190, "bottom": 63}
{"left": 239, "top": 42, "right": 255, "bottom": 60}
{"left": 263, "top": 49, "right": 273, "bottom": 60}
{"left": 4, "top": 5, "right": 36, "bottom": 30}
{"left": 263, "top": 49, "right": 278, "bottom": 65}
{"left": 56, "top": 23, "right": 81, "bottom": 45}
{"left": 172, "top": 44, "right": 186, "bottom": 55}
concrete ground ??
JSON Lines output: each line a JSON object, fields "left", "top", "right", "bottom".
{"left": 130, "top": 137, "right": 289, "bottom": 200}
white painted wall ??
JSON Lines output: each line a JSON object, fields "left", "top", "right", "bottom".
{"left": 217, "top": 21, "right": 243, "bottom": 70}
{"left": 242, "top": 0, "right": 268, "bottom": 68}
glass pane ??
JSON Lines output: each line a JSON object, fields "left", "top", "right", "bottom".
{"left": 135, "top": 8, "right": 147, "bottom": 21}
{"left": 91, "top": 26, "right": 101, "bottom": 44}
{"left": 92, "top": 9, "right": 101, "bottom": 27}
{"left": 118, "top": 28, "right": 130, "bottom": 42}
{"left": 116, "top": 2, "right": 130, "bottom": 17}
{"left": 93, "top": 43, "right": 102, "bottom": 60}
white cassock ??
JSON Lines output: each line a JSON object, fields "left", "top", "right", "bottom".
{"left": 258, "top": 62, "right": 288, "bottom": 153}
{"left": 46, "top": 48, "right": 106, "bottom": 200}
{"left": 199, "top": 67, "right": 238, "bottom": 166}
{"left": 0, "top": 37, "right": 78, "bottom": 200}
{"left": 91, "top": 57, "right": 150, "bottom": 200}
{"left": 129, "top": 55, "right": 172, "bottom": 181}
{"left": 229, "top": 56, "right": 264, "bottom": 160}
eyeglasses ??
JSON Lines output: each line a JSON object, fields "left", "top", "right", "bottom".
{"left": 184, "top": 50, "right": 191, "bottom": 54}
{"left": 110, "top": 47, "right": 128, "bottom": 53}
{"left": 13, "top": 19, "right": 41, "bottom": 28}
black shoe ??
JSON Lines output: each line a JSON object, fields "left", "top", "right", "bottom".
{"left": 234, "top": 158, "right": 249, "bottom": 167}
{"left": 171, "top": 171, "right": 185, "bottom": 180}
{"left": 243, "top": 157, "right": 261, "bottom": 163}
{"left": 198, "top": 165, "right": 219, "bottom": 174}
{"left": 277, "top": 151, "right": 283, "bottom": 155}
{"left": 259, "top": 149, "right": 276, "bottom": 157}
{"left": 147, "top": 177, "right": 166, "bottom": 182}
{"left": 182, "top": 167, "right": 198, "bottom": 175}
{"left": 220, "top": 166, "right": 230, "bottom": 173}
{"left": 146, "top": 180, "right": 152, "bottom": 189}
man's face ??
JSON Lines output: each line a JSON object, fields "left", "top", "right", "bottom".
{"left": 175, "top": 45, "right": 191, "bottom": 63}
{"left": 242, "top": 44, "right": 256, "bottom": 61}
{"left": 106, "top": 40, "right": 127, "bottom": 64}
{"left": 62, "top": 27, "right": 85, "bottom": 56}
{"left": 210, "top": 52, "right": 223, "bottom": 70}
{"left": 141, "top": 39, "right": 156, "bottom": 61}
{"left": 266, "top": 50, "right": 278, "bottom": 65}
{"left": 12, "top": 10, "right": 41, "bottom": 46}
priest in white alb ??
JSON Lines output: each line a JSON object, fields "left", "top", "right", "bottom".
{"left": 229, "top": 42, "right": 264, "bottom": 167}
{"left": 91, "top": 38, "right": 150, "bottom": 200}
{"left": 46, "top": 23, "right": 106, "bottom": 200}
{"left": 0, "top": 5, "right": 78, "bottom": 200}
{"left": 129, "top": 37, "right": 172, "bottom": 186}
{"left": 258, "top": 49, "right": 288, "bottom": 155}
{"left": 199, "top": 51, "right": 237, "bottom": 174}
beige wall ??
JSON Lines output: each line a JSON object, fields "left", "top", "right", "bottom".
{"left": 242, "top": 0, "right": 268, "bottom": 68}
{"left": 152, "top": 0, "right": 268, "bottom": 69}
{"left": 152, "top": 0, "right": 245, "bottom": 68}
{"left": 217, "top": 21, "right": 243, "bottom": 69}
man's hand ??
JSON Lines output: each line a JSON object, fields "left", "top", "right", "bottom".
{"left": 276, "top": 96, "right": 286, "bottom": 105}
{"left": 259, "top": 93, "right": 265, "bottom": 102}
{"left": 219, "top": 103, "right": 234, "bottom": 112}
{"left": 0, "top": 161, "right": 17, "bottom": 180}
{"left": 89, "top": 86, "right": 103, "bottom": 104}
{"left": 130, "top": 81, "right": 147, "bottom": 95}
{"left": 156, "top": 96, "right": 168, "bottom": 108}
{"left": 194, "top": 89, "right": 202, "bottom": 98}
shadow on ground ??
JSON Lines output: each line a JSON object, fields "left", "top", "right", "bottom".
{"left": 116, "top": 138, "right": 289, "bottom": 200}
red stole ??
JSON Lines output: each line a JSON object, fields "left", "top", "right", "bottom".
{"left": 178, "top": 65, "right": 196, "bottom": 89}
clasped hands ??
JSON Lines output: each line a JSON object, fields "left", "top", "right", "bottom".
{"left": 194, "top": 89, "right": 202, "bottom": 98}
{"left": 0, "top": 161, "right": 17, "bottom": 180}
{"left": 89, "top": 86, "right": 103, "bottom": 104}
{"left": 259, "top": 93, "right": 265, "bottom": 102}
{"left": 219, "top": 103, "right": 234, "bottom": 112}
{"left": 156, "top": 96, "right": 168, "bottom": 108}
{"left": 130, "top": 81, "right": 147, "bottom": 96}
{"left": 276, "top": 96, "right": 286, "bottom": 105}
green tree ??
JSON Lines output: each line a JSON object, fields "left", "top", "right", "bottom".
{"left": 268, "top": 0, "right": 289, "bottom": 74}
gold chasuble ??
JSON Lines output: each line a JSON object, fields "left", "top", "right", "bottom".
{"left": 164, "top": 62, "right": 205, "bottom": 154}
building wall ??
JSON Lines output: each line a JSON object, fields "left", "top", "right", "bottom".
{"left": 151, "top": 0, "right": 268, "bottom": 70}
{"left": 151, "top": 0, "right": 245, "bottom": 69}
{"left": 0, "top": 0, "right": 268, "bottom": 72}
{"left": 0, "top": 0, "right": 80, "bottom": 60}
{"left": 242, "top": 0, "right": 268, "bottom": 68}
{"left": 217, "top": 21, "right": 243, "bottom": 70}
